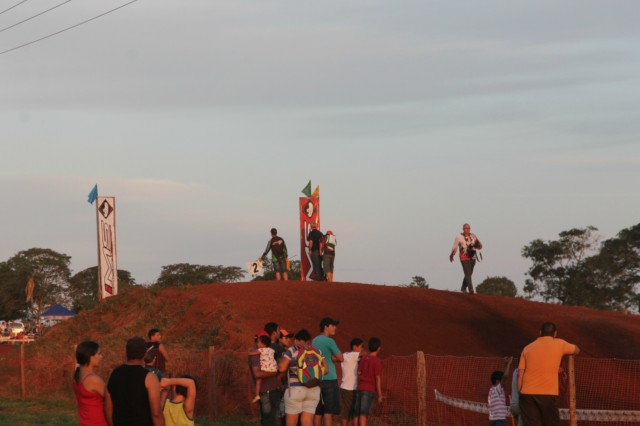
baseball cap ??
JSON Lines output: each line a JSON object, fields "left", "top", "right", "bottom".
{"left": 280, "top": 328, "right": 294, "bottom": 338}
{"left": 326, "top": 230, "right": 333, "bottom": 235}
{"left": 255, "top": 331, "right": 269, "bottom": 339}
{"left": 319, "top": 317, "right": 339, "bottom": 330}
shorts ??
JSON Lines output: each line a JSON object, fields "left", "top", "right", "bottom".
{"left": 339, "top": 389, "right": 356, "bottom": 419}
{"left": 273, "top": 258, "right": 287, "bottom": 273}
{"left": 322, "top": 253, "right": 335, "bottom": 273}
{"left": 284, "top": 385, "right": 321, "bottom": 415}
{"left": 315, "top": 379, "right": 340, "bottom": 415}
{"left": 354, "top": 390, "right": 375, "bottom": 416}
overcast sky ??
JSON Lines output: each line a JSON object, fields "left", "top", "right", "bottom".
{"left": 1, "top": 0, "right": 639, "bottom": 292}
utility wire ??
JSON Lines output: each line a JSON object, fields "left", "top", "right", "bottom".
{"left": 0, "top": 0, "right": 29, "bottom": 16}
{"left": 0, "top": 0, "right": 138, "bottom": 56}
{"left": 0, "top": 0, "right": 73, "bottom": 34}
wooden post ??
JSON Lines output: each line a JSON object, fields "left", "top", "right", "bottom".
{"left": 208, "top": 346, "right": 217, "bottom": 420}
{"left": 568, "top": 355, "right": 577, "bottom": 426}
{"left": 416, "top": 351, "right": 427, "bottom": 426}
{"left": 20, "top": 343, "right": 26, "bottom": 400}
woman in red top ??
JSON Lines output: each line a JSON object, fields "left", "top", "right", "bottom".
{"left": 72, "top": 341, "right": 108, "bottom": 426}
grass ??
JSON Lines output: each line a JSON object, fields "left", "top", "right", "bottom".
{"left": 0, "top": 397, "right": 257, "bottom": 426}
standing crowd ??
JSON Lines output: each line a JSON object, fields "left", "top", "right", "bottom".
{"left": 248, "top": 318, "right": 382, "bottom": 426}
{"left": 72, "top": 328, "right": 197, "bottom": 426}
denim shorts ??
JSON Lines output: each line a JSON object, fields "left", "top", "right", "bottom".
{"left": 354, "top": 390, "right": 375, "bottom": 416}
{"left": 273, "top": 258, "right": 286, "bottom": 273}
{"left": 314, "top": 379, "right": 340, "bottom": 415}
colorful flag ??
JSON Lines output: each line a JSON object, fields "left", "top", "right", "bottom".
{"left": 87, "top": 184, "right": 98, "bottom": 204}
{"left": 301, "top": 180, "right": 312, "bottom": 197}
{"left": 311, "top": 185, "right": 320, "bottom": 198}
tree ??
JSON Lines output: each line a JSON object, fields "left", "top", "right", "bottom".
{"left": 0, "top": 248, "right": 72, "bottom": 320}
{"left": 522, "top": 225, "right": 640, "bottom": 311}
{"left": 154, "top": 263, "right": 245, "bottom": 288}
{"left": 252, "top": 259, "right": 302, "bottom": 281}
{"left": 409, "top": 276, "right": 429, "bottom": 289}
{"left": 68, "top": 267, "right": 137, "bottom": 312}
{"left": 477, "top": 276, "right": 517, "bottom": 297}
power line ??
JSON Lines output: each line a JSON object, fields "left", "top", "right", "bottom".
{"left": 0, "top": 0, "right": 29, "bottom": 16}
{"left": 0, "top": 0, "right": 138, "bottom": 56}
{"left": 0, "top": 0, "right": 73, "bottom": 34}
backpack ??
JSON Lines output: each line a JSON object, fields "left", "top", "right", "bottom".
{"left": 296, "top": 345, "right": 324, "bottom": 387}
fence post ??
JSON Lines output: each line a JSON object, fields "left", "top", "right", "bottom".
{"left": 568, "top": 355, "right": 577, "bottom": 426}
{"left": 20, "top": 343, "right": 26, "bottom": 400}
{"left": 208, "top": 346, "right": 217, "bottom": 420}
{"left": 416, "top": 351, "right": 427, "bottom": 426}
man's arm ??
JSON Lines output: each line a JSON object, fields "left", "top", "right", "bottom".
{"left": 517, "top": 369, "right": 524, "bottom": 392}
{"left": 104, "top": 389, "right": 114, "bottom": 426}
{"left": 332, "top": 353, "right": 344, "bottom": 363}
{"left": 145, "top": 372, "right": 165, "bottom": 426}
{"left": 262, "top": 240, "right": 271, "bottom": 259}
{"left": 375, "top": 375, "right": 383, "bottom": 403}
{"left": 159, "top": 343, "right": 170, "bottom": 363}
{"left": 450, "top": 236, "right": 459, "bottom": 262}
{"left": 573, "top": 345, "right": 580, "bottom": 355}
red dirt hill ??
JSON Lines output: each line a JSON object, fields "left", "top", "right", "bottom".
{"left": 42, "top": 280, "right": 638, "bottom": 359}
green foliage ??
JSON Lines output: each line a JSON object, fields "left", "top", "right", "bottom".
{"left": 68, "top": 266, "right": 138, "bottom": 313}
{"left": 0, "top": 248, "right": 71, "bottom": 320}
{"left": 522, "top": 224, "right": 640, "bottom": 311}
{"left": 154, "top": 263, "right": 245, "bottom": 288}
{"left": 409, "top": 276, "right": 429, "bottom": 289}
{"left": 0, "top": 397, "right": 77, "bottom": 426}
{"left": 477, "top": 276, "right": 517, "bottom": 297}
{"left": 252, "top": 259, "right": 301, "bottom": 281}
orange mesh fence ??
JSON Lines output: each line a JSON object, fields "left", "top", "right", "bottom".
{"left": 2, "top": 345, "right": 639, "bottom": 425}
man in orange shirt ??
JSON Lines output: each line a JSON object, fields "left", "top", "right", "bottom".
{"left": 517, "top": 322, "right": 580, "bottom": 426}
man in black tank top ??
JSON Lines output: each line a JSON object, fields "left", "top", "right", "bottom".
{"left": 105, "top": 337, "right": 165, "bottom": 426}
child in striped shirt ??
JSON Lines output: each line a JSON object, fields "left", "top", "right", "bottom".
{"left": 488, "top": 370, "right": 508, "bottom": 426}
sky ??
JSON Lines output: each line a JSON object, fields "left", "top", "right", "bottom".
{"left": 1, "top": 0, "right": 639, "bottom": 292}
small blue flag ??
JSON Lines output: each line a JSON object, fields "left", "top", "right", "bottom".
{"left": 87, "top": 184, "right": 98, "bottom": 205}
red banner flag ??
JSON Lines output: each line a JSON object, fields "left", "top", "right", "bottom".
{"left": 299, "top": 197, "right": 320, "bottom": 281}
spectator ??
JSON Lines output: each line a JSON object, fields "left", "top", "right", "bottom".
{"left": 262, "top": 228, "right": 289, "bottom": 281}
{"left": 518, "top": 322, "right": 580, "bottom": 426}
{"left": 510, "top": 368, "right": 523, "bottom": 426}
{"left": 340, "top": 338, "right": 364, "bottom": 426}
{"left": 72, "top": 341, "right": 108, "bottom": 426}
{"left": 160, "top": 376, "right": 197, "bottom": 426}
{"left": 322, "top": 231, "right": 337, "bottom": 283}
{"left": 312, "top": 318, "right": 343, "bottom": 426}
{"left": 249, "top": 331, "right": 282, "bottom": 426}
{"left": 249, "top": 333, "right": 278, "bottom": 403}
{"left": 279, "top": 329, "right": 325, "bottom": 426}
{"left": 147, "top": 329, "right": 170, "bottom": 374}
{"left": 105, "top": 337, "right": 164, "bottom": 426}
{"left": 488, "top": 370, "right": 508, "bottom": 426}
{"left": 307, "top": 223, "right": 325, "bottom": 281}
{"left": 354, "top": 337, "right": 383, "bottom": 426}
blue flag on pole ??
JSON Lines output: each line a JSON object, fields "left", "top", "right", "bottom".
{"left": 87, "top": 184, "right": 98, "bottom": 204}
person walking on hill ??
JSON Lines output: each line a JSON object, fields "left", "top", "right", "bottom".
{"left": 262, "top": 228, "right": 289, "bottom": 281}
{"left": 322, "top": 230, "right": 337, "bottom": 282}
{"left": 518, "top": 322, "right": 580, "bottom": 426}
{"left": 72, "top": 341, "right": 108, "bottom": 426}
{"left": 307, "top": 223, "right": 325, "bottom": 281}
{"left": 449, "top": 223, "right": 483, "bottom": 294}
{"left": 105, "top": 337, "right": 165, "bottom": 426}
{"left": 312, "top": 317, "right": 343, "bottom": 426}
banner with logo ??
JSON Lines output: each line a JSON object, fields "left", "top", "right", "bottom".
{"left": 299, "top": 197, "right": 320, "bottom": 281}
{"left": 96, "top": 196, "right": 118, "bottom": 299}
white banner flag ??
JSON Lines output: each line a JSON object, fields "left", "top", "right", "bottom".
{"left": 96, "top": 197, "right": 118, "bottom": 299}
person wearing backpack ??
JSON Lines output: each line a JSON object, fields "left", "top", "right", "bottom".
{"left": 262, "top": 228, "right": 289, "bottom": 281}
{"left": 322, "top": 231, "right": 337, "bottom": 282}
{"left": 278, "top": 329, "right": 328, "bottom": 426}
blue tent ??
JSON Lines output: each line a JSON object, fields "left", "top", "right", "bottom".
{"left": 41, "top": 304, "right": 74, "bottom": 322}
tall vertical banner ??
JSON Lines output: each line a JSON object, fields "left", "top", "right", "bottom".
{"left": 96, "top": 197, "right": 118, "bottom": 299}
{"left": 299, "top": 197, "right": 320, "bottom": 281}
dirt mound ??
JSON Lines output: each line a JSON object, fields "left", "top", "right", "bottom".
{"left": 39, "top": 280, "right": 640, "bottom": 359}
